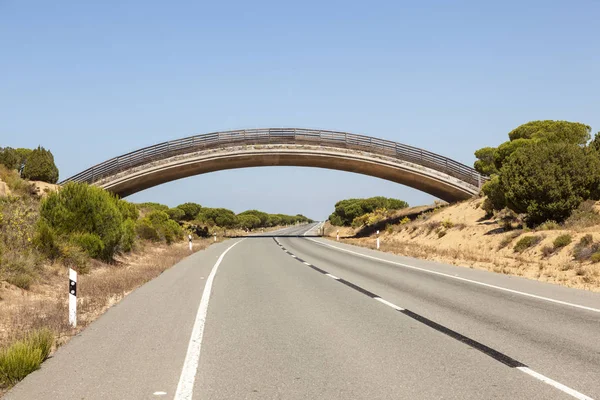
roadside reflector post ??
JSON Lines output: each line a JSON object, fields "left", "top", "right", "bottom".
{"left": 188, "top": 234, "right": 193, "bottom": 252}
{"left": 336, "top": 230, "right": 339, "bottom": 241}
{"left": 69, "top": 268, "right": 77, "bottom": 328}
{"left": 214, "top": 233, "right": 217, "bottom": 242}
{"left": 376, "top": 230, "right": 380, "bottom": 250}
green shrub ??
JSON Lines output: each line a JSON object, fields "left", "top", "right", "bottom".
{"left": 553, "top": 234, "right": 572, "bottom": 249}
{"left": 25, "top": 328, "right": 53, "bottom": 361}
{"left": 0, "top": 342, "right": 42, "bottom": 386}
{"left": 513, "top": 235, "right": 542, "bottom": 253}
{"left": 117, "top": 200, "right": 139, "bottom": 221}
{"left": 120, "top": 219, "right": 136, "bottom": 252}
{"left": 400, "top": 216, "right": 410, "bottom": 225}
{"left": 590, "top": 252, "right": 600, "bottom": 263}
{"left": 500, "top": 142, "right": 600, "bottom": 225}
{"left": 33, "top": 220, "right": 60, "bottom": 260}
{"left": 329, "top": 214, "right": 343, "bottom": 226}
{"left": 59, "top": 243, "right": 89, "bottom": 274}
{"left": 40, "top": 183, "right": 124, "bottom": 261}
{"left": 136, "top": 218, "right": 159, "bottom": 241}
{"left": 70, "top": 233, "right": 104, "bottom": 259}
{"left": 0, "top": 328, "right": 54, "bottom": 387}
{"left": 21, "top": 146, "right": 59, "bottom": 184}
{"left": 499, "top": 231, "right": 523, "bottom": 251}
{"left": 441, "top": 219, "right": 454, "bottom": 229}
{"left": 538, "top": 220, "right": 560, "bottom": 230}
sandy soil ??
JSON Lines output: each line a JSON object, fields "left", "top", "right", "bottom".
{"left": 325, "top": 198, "right": 600, "bottom": 291}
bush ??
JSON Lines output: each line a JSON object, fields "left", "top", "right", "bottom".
{"left": 437, "top": 230, "right": 447, "bottom": 238}
{"left": 481, "top": 176, "right": 506, "bottom": 212}
{"left": 0, "top": 328, "right": 53, "bottom": 387}
{"left": 137, "top": 211, "right": 183, "bottom": 244}
{"left": 136, "top": 218, "right": 159, "bottom": 241}
{"left": 33, "top": 220, "right": 60, "bottom": 260}
{"left": 400, "top": 217, "right": 410, "bottom": 225}
{"left": 441, "top": 220, "right": 454, "bottom": 229}
{"left": 329, "top": 197, "right": 408, "bottom": 226}
{"left": 70, "top": 233, "right": 104, "bottom": 259}
{"left": 591, "top": 252, "right": 600, "bottom": 263}
{"left": 498, "top": 231, "right": 522, "bottom": 249}
{"left": 117, "top": 200, "right": 139, "bottom": 221}
{"left": 501, "top": 142, "right": 600, "bottom": 225}
{"left": 0, "top": 147, "right": 19, "bottom": 171}
{"left": 553, "top": 234, "right": 572, "bottom": 249}
{"left": 572, "top": 234, "right": 599, "bottom": 261}
{"left": 541, "top": 245, "right": 554, "bottom": 257}
{"left": 564, "top": 200, "right": 600, "bottom": 229}
{"left": 21, "top": 146, "right": 59, "bottom": 184}
{"left": 120, "top": 219, "right": 136, "bottom": 252}
{"left": 39, "top": 183, "right": 124, "bottom": 261}
{"left": 538, "top": 220, "right": 560, "bottom": 230}
{"left": 513, "top": 235, "right": 542, "bottom": 253}
{"left": 58, "top": 243, "right": 89, "bottom": 274}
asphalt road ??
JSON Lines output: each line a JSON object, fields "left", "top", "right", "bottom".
{"left": 5, "top": 223, "right": 600, "bottom": 399}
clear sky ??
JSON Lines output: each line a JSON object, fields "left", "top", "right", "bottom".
{"left": 1, "top": 1, "right": 599, "bottom": 220}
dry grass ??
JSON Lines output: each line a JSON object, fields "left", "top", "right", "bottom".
{"left": 0, "top": 238, "right": 217, "bottom": 393}
{"left": 322, "top": 197, "right": 600, "bottom": 291}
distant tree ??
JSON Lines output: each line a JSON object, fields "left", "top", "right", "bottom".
{"left": 166, "top": 207, "right": 186, "bottom": 221}
{"left": 176, "top": 202, "right": 202, "bottom": 221}
{"left": 21, "top": 146, "right": 59, "bottom": 183}
{"left": 0, "top": 147, "right": 19, "bottom": 170}
{"left": 14, "top": 148, "right": 32, "bottom": 173}
{"left": 197, "top": 208, "right": 237, "bottom": 228}
{"left": 237, "top": 214, "right": 261, "bottom": 230}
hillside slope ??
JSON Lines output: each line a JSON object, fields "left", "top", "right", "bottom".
{"left": 325, "top": 198, "right": 600, "bottom": 291}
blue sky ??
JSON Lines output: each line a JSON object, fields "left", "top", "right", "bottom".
{"left": 1, "top": 1, "right": 599, "bottom": 219}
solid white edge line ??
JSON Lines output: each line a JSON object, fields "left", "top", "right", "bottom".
{"left": 307, "top": 238, "right": 600, "bottom": 314}
{"left": 374, "top": 297, "right": 405, "bottom": 311}
{"left": 325, "top": 273, "right": 340, "bottom": 280}
{"left": 174, "top": 240, "right": 243, "bottom": 400}
{"left": 516, "top": 367, "right": 593, "bottom": 400}
{"left": 303, "top": 261, "right": 311, "bottom": 266}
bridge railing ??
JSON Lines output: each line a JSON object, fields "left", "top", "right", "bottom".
{"left": 61, "top": 128, "right": 487, "bottom": 188}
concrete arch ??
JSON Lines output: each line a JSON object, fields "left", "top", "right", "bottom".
{"left": 61, "top": 128, "right": 485, "bottom": 202}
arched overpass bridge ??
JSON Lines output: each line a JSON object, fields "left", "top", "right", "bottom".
{"left": 60, "top": 128, "right": 486, "bottom": 202}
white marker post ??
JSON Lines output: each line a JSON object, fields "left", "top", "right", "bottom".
{"left": 188, "top": 234, "right": 193, "bottom": 252}
{"left": 376, "top": 230, "right": 380, "bottom": 250}
{"left": 213, "top": 233, "right": 217, "bottom": 242}
{"left": 336, "top": 230, "right": 339, "bottom": 241}
{"left": 69, "top": 268, "right": 77, "bottom": 328}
